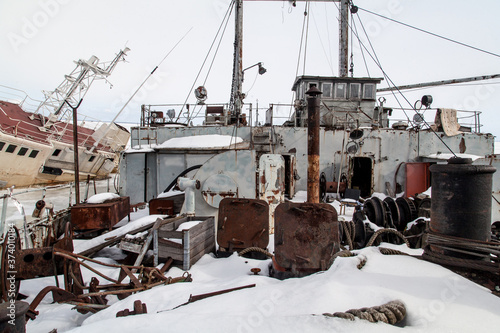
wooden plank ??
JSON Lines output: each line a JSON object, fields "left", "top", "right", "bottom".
{"left": 77, "top": 220, "right": 158, "bottom": 257}
{"left": 118, "top": 240, "right": 143, "bottom": 253}
{"left": 189, "top": 223, "right": 214, "bottom": 248}
{"left": 183, "top": 233, "right": 215, "bottom": 270}
{"left": 132, "top": 218, "right": 163, "bottom": 270}
{"left": 188, "top": 219, "right": 214, "bottom": 243}
{"left": 189, "top": 238, "right": 216, "bottom": 268}
{"left": 158, "top": 237, "right": 182, "bottom": 249}
{"left": 190, "top": 232, "right": 216, "bottom": 259}
{"left": 158, "top": 230, "right": 183, "bottom": 239}
{"left": 158, "top": 247, "right": 183, "bottom": 261}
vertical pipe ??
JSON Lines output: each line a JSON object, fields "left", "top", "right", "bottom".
{"left": 71, "top": 103, "right": 81, "bottom": 204}
{"left": 306, "top": 85, "right": 322, "bottom": 203}
{"left": 144, "top": 153, "right": 148, "bottom": 203}
{"left": 1, "top": 195, "right": 8, "bottom": 237}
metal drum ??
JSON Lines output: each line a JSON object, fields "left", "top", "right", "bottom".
{"left": 429, "top": 157, "right": 496, "bottom": 242}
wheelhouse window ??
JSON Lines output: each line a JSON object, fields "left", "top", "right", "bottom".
{"left": 29, "top": 150, "right": 39, "bottom": 158}
{"left": 89, "top": 156, "right": 96, "bottom": 162}
{"left": 6, "top": 144, "right": 17, "bottom": 153}
{"left": 0, "top": 142, "right": 5, "bottom": 151}
{"left": 18, "top": 147, "right": 28, "bottom": 156}
{"left": 335, "top": 83, "right": 347, "bottom": 99}
{"left": 363, "top": 84, "right": 375, "bottom": 99}
{"left": 52, "top": 149, "right": 62, "bottom": 156}
{"left": 321, "top": 82, "right": 333, "bottom": 98}
{"left": 350, "top": 83, "right": 361, "bottom": 99}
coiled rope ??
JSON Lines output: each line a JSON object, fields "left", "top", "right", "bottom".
{"left": 340, "top": 220, "right": 355, "bottom": 250}
{"left": 323, "top": 300, "right": 406, "bottom": 325}
{"left": 332, "top": 247, "right": 410, "bottom": 270}
{"left": 366, "top": 228, "right": 410, "bottom": 248}
{"left": 238, "top": 247, "right": 274, "bottom": 258}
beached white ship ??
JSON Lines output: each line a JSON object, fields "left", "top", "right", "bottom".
{"left": 0, "top": 49, "right": 131, "bottom": 189}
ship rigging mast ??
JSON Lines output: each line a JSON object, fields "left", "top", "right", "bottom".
{"left": 231, "top": 0, "right": 345, "bottom": 118}
{"left": 33, "top": 48, "right": 130, "bottom": 132}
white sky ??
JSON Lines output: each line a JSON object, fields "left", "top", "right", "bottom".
{"left": 1, "top": 0, "right": 500, "bottom": 137}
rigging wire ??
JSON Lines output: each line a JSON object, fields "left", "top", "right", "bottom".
{"left": 202, "top": 6, "right": 234, "bottom": 88}
{"left": 353, "top": 13, "right": 412, "bottom": 122}
{"left": 324, "top": 2, "right": 334, "bottom": 74}
{"left": 294, "top": 2, "right": 309, "bottom": 78}
{"left": 289, "top": 1, "right": 311, "bottom": 119}
{"left": 311, "top": 9, "right": 335, "bottom": 75}
{"left": 90, "top": 28, "right": 192, "bottom": 152}
{"left": 176, "top": 0, "right": 235, "bottom": 123}
{"left": 302, "top": 2, "right": 311, "bottom": 76}
{"left": 189, "top": 1, "right": 235, "bottom": 123}
{"left": 358, "top": 7, "right": 500, "bottom": 59}
{"left": 352, "top": 10, "right": 457, "bottom": 156}
{"left": 244, "top": 70, "right": 260, "bottom": 96}
{"left": 351, "top": 17, "right": 370, "bottom": 77}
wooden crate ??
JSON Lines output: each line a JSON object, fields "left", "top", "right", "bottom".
{"left": 154, "top": 216, "right": 215, "bottom": 270}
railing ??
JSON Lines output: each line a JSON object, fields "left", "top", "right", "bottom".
{"left": 387, "top": 107, "right": 482, "bottom": 133}
{"left": 0, "top": 85, "right": 122, "bottom": 148}
{"left": 133, "top": 102, "right": 484, "bottom": 135}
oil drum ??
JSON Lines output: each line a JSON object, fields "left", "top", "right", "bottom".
{"left": 429, "top": 157, "right": 496, "bottom": 242}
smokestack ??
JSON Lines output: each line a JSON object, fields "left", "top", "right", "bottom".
{"left": 306, "top": 85, "right": 322, "bottom": 203}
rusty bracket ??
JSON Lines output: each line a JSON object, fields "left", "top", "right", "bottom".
{"left": 26, "top": 286, "right": 78, "bottom": 321}
{"left": 158, "top": 284, "right": 256, "bottom": 313}
{"left": 116, "top": 300, "right": 148, "bottom": 317}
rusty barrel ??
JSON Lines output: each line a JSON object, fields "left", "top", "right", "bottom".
{"left": 429, "top": 157, "right": 496, "bottom": 242}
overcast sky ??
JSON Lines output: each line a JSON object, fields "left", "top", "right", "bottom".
{"left": 1, "top": 0, "right": 500, "bottom": 138}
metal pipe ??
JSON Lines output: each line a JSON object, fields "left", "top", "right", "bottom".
{"left": 65, "top": 99, "right": 83, "bottom": 204}
{"left": 0, "top": 195, "right": 7, "bottom": 237}
{"left": 306, "top": 85, "right": 322, "bottom": 203}
{"left": 177, "top": 177, "right": 200, "bottom": 216}
{"left": 376, "top": 73, "right": 500, "bottom": 92}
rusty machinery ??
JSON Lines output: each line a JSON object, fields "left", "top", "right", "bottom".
{"left": 215, "top": 87, "right": 342, "bottom": 277}
{"left": 1, "top": 221, "right": 192, "bottom": 322}
{"left": 271, "top": 87, "right": 341, "bottom": 278}
{"left": 217, "top": 198, "right": 269, "bottom": 259}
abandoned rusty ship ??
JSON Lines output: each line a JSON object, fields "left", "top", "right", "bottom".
{"left": 1, "top": 0, "right": 500, "bottom": 332}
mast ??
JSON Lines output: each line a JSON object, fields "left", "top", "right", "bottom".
{"left": 35, "top": 48, "right": 130, "bottom": 131}
{"left": 339, "top": 0, "right": 349, "bottom": 77}
{"left": 230, "top": 0, "right": 345, "bottom": 114}
{"left": 230, "top": 0, "right": 244, "bottom": 120}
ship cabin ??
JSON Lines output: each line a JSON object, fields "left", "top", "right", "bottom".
{"left": 290, "top": 76, "right": 388, "bottom": 129}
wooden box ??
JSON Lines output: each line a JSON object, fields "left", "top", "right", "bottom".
{"left": 154, "top": 216, "right": 215, "bottom": 270}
